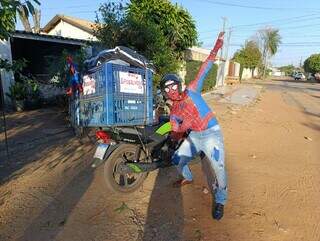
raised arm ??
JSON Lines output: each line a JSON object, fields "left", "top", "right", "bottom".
{"left": 188, "top": 32, "right": 225, "bottom": 92}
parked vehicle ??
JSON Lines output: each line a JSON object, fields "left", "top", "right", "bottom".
{"left": 91, "top": 116, "right": 184, "bottom": 193}
{"left": 69, "top": 46, "right": 202, "bottom": 193}
{"left": 294, "top": 72, "right": 305, "bottom": 80}
{"left": 71, "top": 47, "right": 182, "bottom": 193}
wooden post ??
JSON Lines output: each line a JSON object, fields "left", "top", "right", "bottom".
{"left": 0, "top": 73, "right": 10, "bottom": 162}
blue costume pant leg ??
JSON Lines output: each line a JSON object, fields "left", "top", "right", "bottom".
{"left": 199, "top": 129, "right": 227, "bottom": 205}
{"left": 172, "top": 138, "right": 198, "bottom": 181}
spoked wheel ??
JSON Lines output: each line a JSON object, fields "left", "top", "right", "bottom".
{"left": 103, "top": 144, "right": 148, "bottom": 193}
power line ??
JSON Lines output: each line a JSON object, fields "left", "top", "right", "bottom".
{"left": 231, "top": 33, "right": 320, "bottom": 38}
{"left": 200, "top": 33, "right": 320, "bottom": 42}
{"left": 231, "top": 21, "right": 320, "bottom": 32}
{"left": 215, "top": 22, "right": 320, "bottom": 36}
{"left": 279, "top": 23, "right": 320, "bottom": 31}
{"left": 196, "top": 0, "right": 319, "bottom": 11}
{"left": 41, "top": 10, "right": 97, "bottom": 17}
{"left": 42, "top": 4, "right": 93, "bottom": 10}
{"left": 227, "top": 42, "right": 320, "bottom": 46}
{"left": 199, "top": 14, "right": 320, "bottom": 34}
{"left": 282, "top": 42, "right": 320, "bottom": 44}
{"left": 231, "top": 15, "right": 320, "bottom": 29}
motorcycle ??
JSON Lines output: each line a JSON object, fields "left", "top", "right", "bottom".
{"left": 91, "top": 116, "right": 182, "bottom": 193}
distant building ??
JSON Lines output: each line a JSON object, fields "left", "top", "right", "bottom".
{"left": 270, "top": 67, "right": 285, "bottom": 77}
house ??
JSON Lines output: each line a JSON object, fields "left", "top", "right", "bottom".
{"left": 0, "top": 31, "right": 92, "bottom": 105}
{"left": 42, "top": 14, "right": 98, "bottom": 41}
{"left": 1, "top": 14, "right": 103, "bottom": 106}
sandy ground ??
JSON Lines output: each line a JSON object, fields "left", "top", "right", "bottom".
{"left": 0, "top": 78, "right": 319, "bottom": 241}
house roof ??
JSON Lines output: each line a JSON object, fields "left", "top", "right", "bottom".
{"left": 42, "top": 14, "right": 97, "bottom": 34}
{"left": 12, "top": 30, "right": 90, "bottom": 46}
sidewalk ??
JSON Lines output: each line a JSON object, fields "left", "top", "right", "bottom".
{"left": 203, "top": 83, "right": 262, "bottom": 106}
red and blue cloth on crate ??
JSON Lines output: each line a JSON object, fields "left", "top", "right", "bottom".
{"left": 66, "top": 56, "right": 83, "bottom": 96}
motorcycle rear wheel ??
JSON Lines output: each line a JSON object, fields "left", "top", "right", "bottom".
{"left": 103, "top": 144, "right": 148, "bottom": 193}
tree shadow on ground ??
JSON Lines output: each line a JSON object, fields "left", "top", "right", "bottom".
{"left": 0, "top": 108, "right": 80, "bottom": 183}
{"left": 270, "top": 78, "right": 318, "bottom": 84}
{"left": 18, "top": 166, "right": 94, "bottom": 241}
{"left": 142, "top": 154, "right": 217, "bottom": 241}
{"left": 303, "top": 111, "right": 320, "bottom": 119}
{"left": 301, "top": 122, "right": 320, "bottom": 132}
{"left": 250, "top": 80, "right": 319, "bottom": 93}
{"left": 311, "top": 95, "right": 320, "bottom": 99}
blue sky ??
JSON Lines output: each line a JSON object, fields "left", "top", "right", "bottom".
{"left": 17, "top": 0, "right": 320, "bottom": 67}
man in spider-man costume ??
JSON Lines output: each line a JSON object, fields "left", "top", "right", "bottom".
{"left": 160, "top": 32, "right": 227, "bottom": 220}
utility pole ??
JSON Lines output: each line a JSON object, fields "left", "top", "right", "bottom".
{"left": 223, "top": 28, "right": 232, "bottom": 77}
{"left": 219, "top": 17, "right": 227, "bottom": 64}
{"left": 216, "top": 17, "right": 228, "bottom": 87}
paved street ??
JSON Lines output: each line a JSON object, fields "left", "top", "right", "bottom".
{"left": 0, "top": 78, "right": 319, "bottom": 241}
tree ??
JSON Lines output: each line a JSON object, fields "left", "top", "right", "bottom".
{"left": 257, "top": 27, "right": 281, "bottom": 78}
{"left": 17, "top": 4, "right": 32, "bottom": 32}
{"left": 127, "top": 0, "right": 197, "bottom": 57}
{"left": 185, "top": 60, "right": 218, "bottom": 91}
{"left": 304, "top": 54, "right": 320, "bottom": 74}
{"left": 279, "top": 64, "right": 295, "bottom": 76}
{"left": 17, "top": 4, "right": 41, "bottom": 33}
{"left": 95, "top": 0, "right": 197, "bottom": 83}
{"left": 233, "top": 40, "right": 262, "bottom": 77}
{"left": 94, "top": 2, "right": 125, "bottom": 49}
{"left": 0, "top": 0, "right": 40, "bottom": 39}
{"left": 233, "top": 40, "right": 262, "bottom": 69}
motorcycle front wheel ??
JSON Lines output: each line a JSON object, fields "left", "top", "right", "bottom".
{"left": 103, "top": 144, "right": 148, "bottom": 193}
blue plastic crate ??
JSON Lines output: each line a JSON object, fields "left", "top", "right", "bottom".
{"left": 79, "top": 63, "right": 153, "bottom": 127}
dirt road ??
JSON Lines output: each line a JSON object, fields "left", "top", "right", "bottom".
{"left": 0, "top": 78, "right": 319, "bottom": 241}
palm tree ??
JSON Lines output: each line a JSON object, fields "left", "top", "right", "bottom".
{"left": 17, "top": 1, "right": 41, "bottom": 33}
{"left": 258, "top": 27, "right": 282, "bottom": 78}
{"left": 17, "top": 4, "right": 32, "bottom": 32}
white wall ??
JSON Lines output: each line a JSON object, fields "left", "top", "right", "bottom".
{"left": 272, "top": 71, "right": 285, "bottom": 77}
{"left": 185, "top": 47, "right": 211, "bottom": 62}
{"left": 242, "top": 67, "right": 259, "bottom": 80}
{"left": 0, "top": 39, "right": 14, "bottom": 105}
{"left": 47, "top": 20, "right": 97, "bottom": 41}
{"left": 234, "top": 62, "right": 240, "bottom": 77}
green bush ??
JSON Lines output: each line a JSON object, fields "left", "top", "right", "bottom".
{"left": 304, "top": 54, "right": 320, "bottom": 74}
{"left": 185, "top": 60, "right": 218, "bottom": 92}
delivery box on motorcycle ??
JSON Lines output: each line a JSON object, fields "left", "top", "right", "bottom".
{"left": 73, "top": 47, "right": 154, "bottom": 127}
